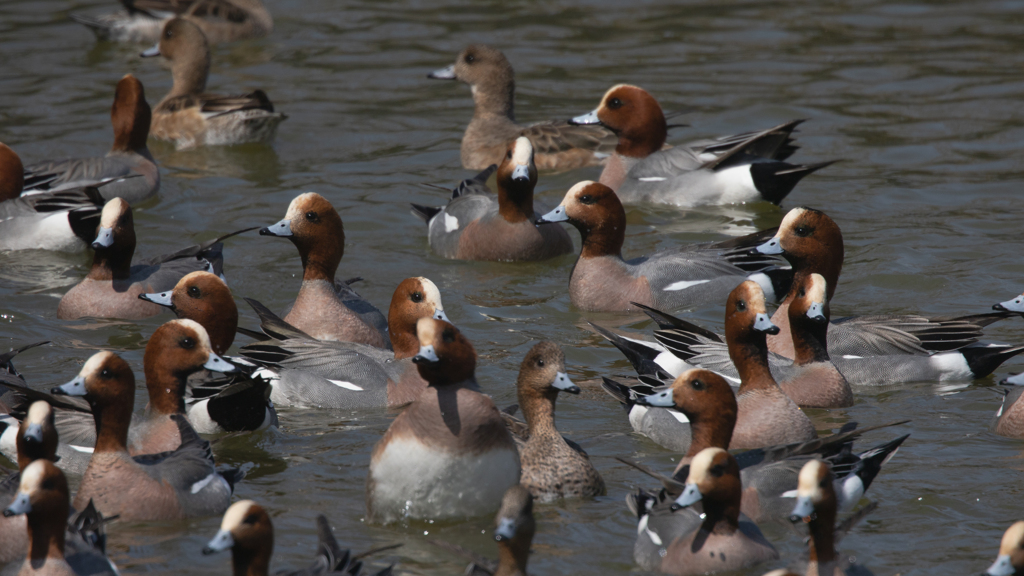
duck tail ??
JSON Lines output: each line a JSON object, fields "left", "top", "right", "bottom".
{"left": 69, "top": 13, "right": 113, "bottom": 37}
{"left": 589, "top": 322, "right": 664, "bottom": 376}
{"left": 600, "top": 376, "right": 633, "bottom": 408}
{"left": 850, "top": 433, "right": 910, "bottom": 492}
{"left": 409, "top": 203, "right": 441, "bottom": 223}
{"left": 750, "top": 159, "right": 840, "bottom": 205}
{"left": 963, "top": 344, "right": 1024, "bottom": 377}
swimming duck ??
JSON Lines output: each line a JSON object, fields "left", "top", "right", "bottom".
{"left": 512, "top": 341, "right": 604, "bottom": 502}
{"left": 21, "top": 74, "right": 160, "bottom": 205}
{"left": 239, "top": 277, "right": 450, "bottom": 409}
{"left": 203, "top": 500, "right": 395, "bottom": 576}
{"left": 410, "top": 137, "right": 573, "bottom": 261}
{"left": 259, "top": 192, "right": 389, "bottom": 348}
{"left": 142, "top": 18, "right": 286, "bottom": 149}
{"left": 366, "top": 318, "right": 519, "bottom": 523}
{"left": 535, "top": 181, "right": 789, "bottom": 312}
{"left": 569, "top": 84, "right": 834, "bottom": 207}
{"left": 432, "top": 484, "right": 535, "bottom": 576}
{"left": 72, "top": 0, "right": 272, "bottom": 45}
{"left": 985, "top": 521, "right": 1024, "bottom": 576}
{"left": 3, "top": 460, "right": 119, "bottom": 576}
{"left": 57, "top": 197, "right": 248, "bottom": 320}
{"left": 428, "top": 44, "right": 616, "bottom": 172}
{"left": 648, "top": 447, "right": 779, "bottom": 575}
{"left": 51, "top": 351, "right": 242, "bottom": 521}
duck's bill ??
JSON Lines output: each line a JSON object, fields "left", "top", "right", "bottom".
{"left": 788, "top": 495, "right": 815, "bottom": 522}
{"left": 1001, "top": 372, "right": 1024, "bottom": 386}
{"left": 806, "top": 302, "right": 827, "bottom": 323}
{"left": 204, "top": 352, "right": 237, "bottom": 373}
{"left": 552, "top": 371, "right": 581, "bottom": 394}
{"left": 753, "top": 313, "right": 780, "bottom": 335}
{"left": 92, "top": 227, "right": 114, "bottom": 249}
{"left": 636, "top": 389, "right": 673, "bottom": 407}
{"left": 535, "top": 206, "right": 567, "bottom": 224}
{"left": 140, "top": 44, "right": 161, "bottom": 58}
{"left": 986, "top": 554, "right": 1015, "bottom": 576}
{"left": 412, "top": 344, "right": 439, "bottom": 364}
{"left": 494, "top": 517, "right": 516, "bottom": 541}
{"left": 259, "top": 219, "right": 292, "bottom": 237}
{"left": 994, "top": 295, "right": 1024, "bottom": 313}
{"left": 428, "top": 64, "right": 456, "bottom": 80}
{"left": 754, "top": 236, "right": 784, "bottom": 255}
{"left": 51, "top": 375, "right": 86, "bottom": 397}
{"left": 570, "top": 110, "right": 601, "bottom": 126}
{"left": 511, "top": 164, "right": 530, "bottom": 182}
{"left": 433, "top": 309, "right": 450, "bottom": 323}
{"left": 22, "top": 423, "right": 43, "bottom": 444}
{"left": 139, "top": 291, "right": 173, "bottom": 308}
{"left": 202, "top": 529, "right": 234, "bottom": 554}
{"left": 3, "top": 492, "right": 30, "bottom": 517}
{"left": 670, "top": 483, "right": 702, "bottom": 510}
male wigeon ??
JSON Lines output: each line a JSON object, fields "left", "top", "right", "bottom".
{"left": 139, "top": 272, "right": 279, "bottom": 432}
{"left": 756, "top": 207, "right": 1023, "bottom": 378}
{"left": 645, "top": 447, "right": 778, "bottom": 575}
{"left": 21, "top": 75, "right": 160, "bottom": 205}
{"left": 410, "top": 137, "right": 573, "bottom": 261}
{"left": 57, "top": 198, "right": 246, "bottom": 320}
{"left": 51, "top": 351, "right": 242, "bottom": 521}
{"left": 72, "top": 0, "right": 272, "bottom": 44}
{"left": 433, "top": 485, "right": 535, "bottom": 576}
{"left": 511, "top": 342, "right": 604, "bottom": 502}
{"left": 366, "top": 318, "right": 519, "bottom": 523}
{"left": 570, "top": 84, "right": 834, "bottom": 207}
{"left": 259, "top": 192, "right": 389, "bottom": 348}
{"left": 428, "top": 44, "right": 616, "bottom": 172}
{"left": 202, "top": 500, "right": 395, "bottom": 576}
{"left": 3, "top": 460, "right": 119, "bottom": 576}
{"left": 141, "top": 18, "right": 286, "bottom": 149}
{"left": 787, "top": 460, "right": 875, "bottom": 576}
{"left": 535, "top": 181, "right": 789, "bottom": 313}
{"left": 986, "top": 521, "right": 1024, "bottom": 576}
{"left": 239, "top": 277, "right": 449, "bottom": 409}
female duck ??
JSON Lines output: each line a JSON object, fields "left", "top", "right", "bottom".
{"left": 142, "top": 18, "right": 285, "bottom": 148}
{"left": 72, "top": 0, "right": 272, "bottom": 45}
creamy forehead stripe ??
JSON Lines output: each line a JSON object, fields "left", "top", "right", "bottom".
{"left": 1002, "top": 521, "right": 1024, "bottom": 554}
{"left": 797, "top": 459, "right": 826, "bottom": 496}
{"left": 686, "top": 447, "right": 727, "bottom": 484}
{"left": 221, "top": 499, "right": 257, "bottom": 530}
{"left": 19, "top": 459, "right": 47, "bottom": 492}
{"left": 26, "top": 401, "right": 51, "bottom": 425}
{"left": 99, "top": 198, "right": 128, "bottom": 228}
{"left": 746, "top": 281, "right": 768, "bottom": 313}
{"left": 285, "top": 192, "right": 319, "bottom": 219}
{"left": 601, "top": 83, "right": 642, "bottom": 102}
{"left": 416, "top": 317, "right": 439, "bottom": 344}
{"left": 418, "top": 277, "right": 444, "bottom": 310}
{"left": 511, "top": 137, "right": 533, "bottom": 165}
{"left": 778, "top": 207, "right": 808, "bottom": 236}
{"left": 169, "top": 318, "right": 212, "bottom": 351}
{"left": 81, "top": 351, "right": 115, "bottom": 378}
{"left": 564, "top": 181, "right": 595, "bottom": 205}
{"left": 180, "top": 270, "right": 219, "bottom": 286}
{"left": 806, "top": 273, "right": 828, "bottom": 301}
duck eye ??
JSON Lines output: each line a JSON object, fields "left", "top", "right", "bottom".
{"left": 181, "top": 337, "right": 195, "bottom": 350}
{"left": 798, "top": 288, "right": 805, "bottom": 297}
{"left": 690, "top": 378, "right": 704, "bottom": 390}
{"left": 736, "top": 300, "right": 746, "bottom": 312}
{"left": 411, "top": 292, "right": 423, "bottom": 303}
{"left": 442, "top": 329, "right": 455, "bottom": 343}
{"left": 100, "top": 369, "right": 111, "bottom": 378}
{"left": 188, "top": 286, "right": 201, "bottom": 298}
{"left": 164, "top": 29, "right": 173, "bottom": 39}
{"left": 537, "top": 359, "right": 545, "bottom": 367}
{"left": 465, "top": 54, "right": 475, "bottom": 63}
{"left": 579, "top": 194, "right": 594, "bottom": 205}
{"left": 607, "top": 97, "right": 622, "bottom": 109}
{"left": 794, "top": 225, "right": 812, "bottom": 237}
{"left": 507, "top": 150, "right": 513, "bottom": 159}
{"left": 42, "top": 478, "right": 54, "bottom": 490}
{"left": 243, "top": 513, "right": 259, "bottom": 525}
{"left": 305, "top": 211, "right": 319, "bottom": 223}
{"left": 710, "top": 464, "right": 725, "bottom": 477}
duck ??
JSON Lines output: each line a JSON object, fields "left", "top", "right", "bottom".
{"left": 569, "top": 84, "right": 834, "bottom": 207}
{"left": 410, "top": 137, "right": 573, "bottom": 261}
{"left": 258, "top": 192, "right": 389, "bottom": 348}
{"left": 50, "top": 350, "right": 242, "bottom": 521}
{"left": 57, "top": 197, "right": 249, "bottom": 320}
{"left": 787, "top": 460, "right": 875, "bottom": 576}
{"left": 535, "top": 180, "right": 790, "bottom": 313}
{"left": 141, "top": 18, "right": 286, "bottom": 149}
{"left": 755, "top": 207, "right": 1023, "bottom": 375}
{"left": 431, "top": 485, "right": 535, "bottom": 576}
{"left": 510, "top": 341, "right": 604, "bottom": 502}
{"left": 139, "top": 271, "right": 278, "bottom": 432}
{"left": 366, "top": 318, "right": 519, "bottom": 523}
{"left": 238, "top": 277, "right": 450, "bottom": 409}
{"left": 71, "top": 0, "right": 272, "bottom": 45}
{"left": 644, "top": 447, "right": 778, "bottom": 575}
{"left": 20, "top": 74, "right": 160, "bottom": 205}
{"left": 3, "top": 459, "right": 119, "bottom": 576}
{"left": 202, "top": 500, "right": 395, "bottom": 576}
{"left": 428, "top": 44, "right": 616, "bottom": 172}
{"left": 985, "top": 521, "right": 1024, "bottom": 576}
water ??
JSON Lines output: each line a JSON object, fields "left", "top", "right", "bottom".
{"left": 2, "top": 0, "right": 1024, "bottom": 574}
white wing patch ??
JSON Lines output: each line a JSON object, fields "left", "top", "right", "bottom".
{"left": 668, "top": 410, "right": 689, "bottom": 424}
{"left": 663, "top": 279, "right": 710, "bottom": 291}
{"left": 328, "top": 379, "right": 363, "bottom": 391}
{"left": 638, "top": 177, "right": 667, "bottom": 182}
{"left": 191, "top": 472, "right": 217, "bottom": 494}
{"left": 444, "top": 213, "right": 459, "bottom": 232}
{"left": 69, "top": 445, "right": 95, "bottom": 454}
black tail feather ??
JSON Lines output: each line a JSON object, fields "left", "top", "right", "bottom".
{"left": 410, "top": 203, "right": 442, "bottom": 223}
{"left": 750, "top": 159, "right": 839, "bottom": 205}
{"left": 963, "top": 345, "right": 1024, "bottom": 377}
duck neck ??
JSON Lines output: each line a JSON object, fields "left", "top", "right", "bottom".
{"left": 389, "top": 320, "right": 419, "bottom": 361}
{"left": 91, "top": 395, "right": 133, "bottom": 454}
{"left": 473, "top": 78, "right": 515, "bottom": 122}
{"left": 731, "top": 334, "right": 777, "bottom": 393}
{"left": 169, "top": 52, "right": 210, "bottom": 98}
{"left": 298, "top": 241, "right": 340, "bottom": 284}
{"left": 232, "top": 543, "right": 272, "bottom": 576}
{"left": 497, "top": 178, "right": 534, "bottom": 224}
{"left": 791, "top": 317, "right": 830, "bottom": 365}
{"left": 27, "top": 509, "right": 66, "bottom": 564}
{"left": 684, "top": 409, "right": 735, "bottom": 458}
{"left": 700, "top": 489, "right": 741, "bottom": 535}
{"left": 87, "top": 244, "right": 134, "bottom": 282}
{"left": 494, "top": 535, "right": 529, "bottom": 576}
{"left": 785, "top": 255, "right": 842, "bottom": 308}
{"left": 577, "top": 214, "right": 625, "bottom": 260}
{"left": 518, "top": 387, "right": 558, "bottom": 438}
{"left": 615, "top": 123, "right": 666, "bottom": 159}
{"left": 144, "top": 360, "right": 188, "bottom": 416}
{"left": 807, "top": 506, "right": 837, "bottom": 566}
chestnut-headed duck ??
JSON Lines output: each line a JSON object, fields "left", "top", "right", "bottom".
{"left": 536, "top": 181, "right": 789, "bottom": 313}
{"left": 259, "top": 192, "right": 389, "bottom": 348}
{"left": 757, "top": 207, "right": 1023, "bottom": 377}
{"left": 986, "top": 521, "right": 1024, "bottom": 576}
{"left": 3, "top": 460, "right": 119, "bottom": 576}
{"left": 202, "top": 500, "right": 395, "bottom": 576}
{"left": 787, "top": 460, "right": 874, "bottom": 576}
{"left": 141, "top": 18, "right": 286, "bottom": 149}
{"left": 51, "top": 351, "right": 242, "bottom": 521}
{"left": 511, "top": 342, "right": 603, "bottom": 502}
{"left": 21, "top": 75, "right": 160, "bottom": 205}
{"left": 140, "top": 272, "right": 278, "bottom": 432}
{"left": 992, "top": 386, "right": 1024, "bottom": 439}
{"left": 57, "top": 198, "right": 250, "bottom": 320}
{"left": 72, "top": 0, "right": 272, "bottom": 44}
{"left": 428, "top": 44, "right": 615, "bottom": 172}
{"left": 434, "top": 485, "right": 535, "bottom": 576}
{"left": 366, "top": 318, "right": 519, "bottom": 523}
{"left": 410, "top": 137, "right": 573, "bottom": 261}
{"left": 648, "top": 447, "right": 778, "bottom": 575}
{"left": 239, "top": 277, "right": 449, "bottom": 409}
{"left": 570, "top": 85, "right": 834, "bottom": 207}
